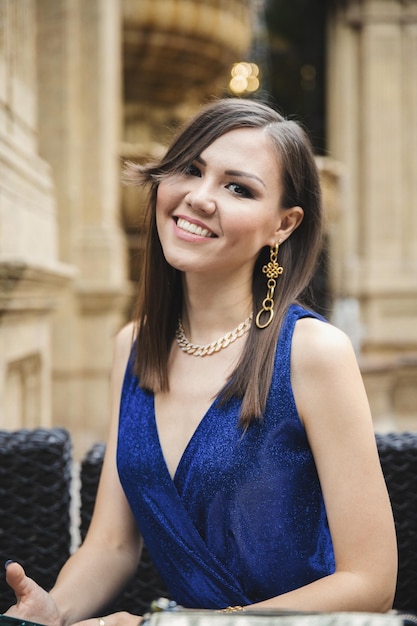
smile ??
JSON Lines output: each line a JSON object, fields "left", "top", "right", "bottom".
{"left": 176, "top": 217, "right": 217, "bottom": 238}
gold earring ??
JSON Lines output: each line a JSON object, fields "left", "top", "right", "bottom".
{"left": 255, "top": 241, "right": 283, "bottom": 329}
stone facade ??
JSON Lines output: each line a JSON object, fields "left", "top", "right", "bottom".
{"left": 0, "top": 0, "right": 74, "bottom": 429}
{"left": 0, "top": 0, "right": 253, "bottom": 458}
{"left": 326, "top": 0, "right": 417, "bottom": 431}
{"left": 0, "top": 0, "right": 131, "bottom": 455}
{"left": 1, "top": 0, "right": 416, "bottom": 456}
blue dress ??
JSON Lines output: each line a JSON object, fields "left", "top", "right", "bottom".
{"left": 117, "top": 304, "right": 335, "bottom": 609}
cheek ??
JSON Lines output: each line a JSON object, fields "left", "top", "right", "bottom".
{"left": 156, "top": 185, "right": 173, "bottom": 232}
{"left": 156, "top": 183, "right": 170, "bottom": 212}
{"left": 156, "top": 181, "right": 184, "bottom": 221}
{"left": 224, "top": 211, "right": 277, "bottom": 243}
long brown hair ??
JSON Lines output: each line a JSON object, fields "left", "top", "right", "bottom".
{"left": 125, "top": 98, "right": 324, "bottom": 429}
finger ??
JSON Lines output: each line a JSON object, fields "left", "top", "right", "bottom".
{"left": 4, "top": 561, "right": 34, "bottom": 601}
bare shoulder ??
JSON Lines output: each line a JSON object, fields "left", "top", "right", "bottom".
{"left": 107, "top": 321, "right": 137, "bottom": 431}
{"left": 291, "top": 315, "right": 370, "bottom": 432}
{"left": 112, "top": 321, "right": 137, "bottom": 377}
{"left": 114, "top": 320, "right": 136, "bottom": 352}
{"left": 292, "top": 315, "right": 358, "bottom": 373}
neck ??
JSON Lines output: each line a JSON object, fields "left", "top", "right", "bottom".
{"left": 180, "top": 275, "right": 253, "bottom": 346}
{"left": 182, "top": 270, "right": 252, "bottom": 311}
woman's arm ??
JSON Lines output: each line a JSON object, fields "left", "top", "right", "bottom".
{"left": 252, "top": 318, "right": 397, "bottom": 613}
{"left": 6, "top": 323, "right": 143, "bottom": 626}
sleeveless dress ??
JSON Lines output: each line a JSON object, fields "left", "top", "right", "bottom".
{"left": 117, "top": 303, "right": 335, "bottom": 609}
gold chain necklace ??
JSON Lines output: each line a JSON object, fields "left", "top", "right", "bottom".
{"left": 175, "top": 314, "right": 253, "bottom": 357}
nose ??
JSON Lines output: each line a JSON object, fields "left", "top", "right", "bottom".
{"left": 185, "top": 183, "right": 217, "bottom": 214}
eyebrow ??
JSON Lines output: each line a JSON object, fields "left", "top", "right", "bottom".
{"left": 195, "top": 156, "right": 266, "bottom": 188}
{"left": 225, "top": 169, "right": 266, "bottom": 189}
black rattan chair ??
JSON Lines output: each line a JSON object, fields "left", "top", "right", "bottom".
{"left": 80, "top": 443, "right": 170, "bottom": 614}
{"left": 376, "top": 432, "right": 417, "bottom": 613}
{"left": 0, "top": 428, "right": 72, "bottom": 612}
{"left": 3, "top": 429, "right": 414, "bottom": 614}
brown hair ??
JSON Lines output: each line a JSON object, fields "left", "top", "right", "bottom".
{"left": 125, "top": 98, "right": 324, "bottom": 429}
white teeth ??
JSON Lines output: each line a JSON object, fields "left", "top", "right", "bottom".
{"left": 177, "top": 218, "right": 214, "bottom": 238}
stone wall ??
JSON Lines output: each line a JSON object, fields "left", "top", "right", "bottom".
{"left": 326, "top": 0, "right": 417, "bottom": 431}
{"left": 0, "top": 0, "right": 74, "bottom": 429}
{"left": 0, "top": 0, "right": 253, "bottom": 458}
{"left": 2, "top": 0, "right": 416, "bottom": 453}
{"left": 0, "top": 0, "right": 131, "bottom": 456}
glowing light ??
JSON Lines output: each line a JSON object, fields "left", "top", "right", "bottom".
{"left": 229, "top": 75, "right": 248, "bottom": 94}
{"left": 232, "top": 62, "right": 250, "bottom": 77}
{"left": 229, "top": 61, "right": 260, "bottom": 94}
{"left": 246, "top": 76, "right": 260, "bottom": 92}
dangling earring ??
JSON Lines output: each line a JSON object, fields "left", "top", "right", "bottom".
{"left": 255, "top": 241, "right": 283, "bottom": 329}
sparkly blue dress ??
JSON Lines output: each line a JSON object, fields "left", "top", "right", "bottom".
{"left": 117, "top": 304, "right": 335, "bottom": 609}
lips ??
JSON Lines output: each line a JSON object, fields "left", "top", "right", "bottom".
{"left": 176, "top": 217, "right": 217, "bottom": 238}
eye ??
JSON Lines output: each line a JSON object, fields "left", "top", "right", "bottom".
{"left": 184, "top": 163, "right": 201, "bottom": 177}
{"left": 226, "top": 182, "right": 254, "bottom": 199}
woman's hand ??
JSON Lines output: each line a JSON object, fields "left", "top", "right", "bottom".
{"left": 74, "top": 614, "right": 142, "bottom": 626}
{"left": 5, "top": 561, "right": 62, "bottom": 626}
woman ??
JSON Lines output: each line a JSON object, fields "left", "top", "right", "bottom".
{"left": 6, "top": 98, "right": 397, "bottom": 625}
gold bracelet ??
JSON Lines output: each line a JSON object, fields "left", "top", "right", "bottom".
{"left": 218, "top": 606, "right": 245, "bottom": 613}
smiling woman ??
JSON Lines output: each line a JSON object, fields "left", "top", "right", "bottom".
{"left": 154, "top": 126, "right": 301, "bottom": 282}
{"left": 127, "top": 100, "right": 321, "bottom": 416}
{"left": 5, "top": 98, "right": 397, "bottom": 626}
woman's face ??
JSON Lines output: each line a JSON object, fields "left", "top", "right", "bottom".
{"left": 155, "top": 127, "right": 287, "bottom": 279}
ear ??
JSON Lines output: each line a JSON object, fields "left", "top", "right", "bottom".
{"left": 266, "top": 206, "right": 304, "bottom": 247}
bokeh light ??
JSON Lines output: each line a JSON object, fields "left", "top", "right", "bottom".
{"left": 229, "top": 62, "right": 260, "bottom": 94}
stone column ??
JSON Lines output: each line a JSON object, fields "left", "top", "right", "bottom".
{"left": 36, "top": 0, "right": 131, "bottom": 456}
{"left": 327, "top": 0, "right": 417, "bottom": 354}
{"left": 0, "top": 0, "right": 73, "bottom": 429}
{"left": 326, "top": 0, "right": 417, "bottom": 429}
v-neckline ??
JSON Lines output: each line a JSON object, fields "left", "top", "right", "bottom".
{"left": 152, "top": 393, "right": 218, "bottom": 486}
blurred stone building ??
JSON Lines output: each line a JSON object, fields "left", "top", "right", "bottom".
{"left": 326, "top": 0, "right": 417, "bottom": 432}
{"left": 0, "top": 0, "right": 416, "bottom": 457}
